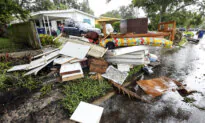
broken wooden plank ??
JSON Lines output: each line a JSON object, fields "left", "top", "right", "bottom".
{"left": 28, "top": 50, "right": 59, "bottom": 70}
{"left": 109, "top": 81, "right": 149, "bottom": 103}
{"left": 53, "top": 56, "right": 76, "bottom": 65}
{"left": 59, "top": 42, "right": 90, "bottom": 59}
{"left": 24, "top": 57, "right": 57, "bottom": 76}
{"left": 7, "top": 64, "right": 30, "bottom": 72}
{"left": 32, "top": 48, "right": 59, "bottom": 59}
{"left": 60, "top": 62, "right": 84, "bottom": 82}
{"left": 60, "top": 70, "right": 81, "bottom": 76}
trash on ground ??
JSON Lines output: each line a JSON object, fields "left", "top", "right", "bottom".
{"left": 137, "top": 77, "right": 178, "bottom": 98}
{"left": 142, "top": 66, "right": 154, "bottom": 75}
{"left": 8, "top": 50, "right": 60, "bottom": 72}
{"left": 148, "top": 53, "right": 158, "bottom": 62}
{"left": 70, "top": 101, "right": 104, "bottom": 123}
{"left": 109, "top": 80, "right": 149, "bottom": 103}
{"left": 89, "top": 58, "right": 108, "bottom": 74}
{"left": 102, "top": 66, "right": 128, "bottom": 85}
{"left": 187, "top": 38, "right": 200, "bottom": 43}
{"left": 149, "top": 61, "right": 161, "bottom": 67}
{"left": 59, "top": 42, "right": 90, "bottom": 59}
{"left": 60, "top": 62, "right": 84, "bottom": 82}
{"left": 24, "top": 57, "right": 58, "bottom": 76}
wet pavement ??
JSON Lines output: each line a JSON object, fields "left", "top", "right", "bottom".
{"left": 100, "top": 36, "right": 205, "bottom": 123}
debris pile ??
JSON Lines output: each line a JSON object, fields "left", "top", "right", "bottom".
{"left": 7, "top": 35, "right": 175, "bottom": 100}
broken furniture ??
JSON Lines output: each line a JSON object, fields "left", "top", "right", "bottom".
{"left": 101, "top": 19, "right": 176, "bottom": 41}
{"left": 70, "top": 101, "right": 104, "bottom": 123}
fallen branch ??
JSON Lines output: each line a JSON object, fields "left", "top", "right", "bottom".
{"left": 109, "top": 80, "right": 149, "bottom": 103}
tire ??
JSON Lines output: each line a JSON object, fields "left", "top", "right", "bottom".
{"left": 106, "top": 42, "right": 115, "bottom": 49}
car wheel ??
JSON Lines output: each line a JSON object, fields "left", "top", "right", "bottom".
{"left": 106, "top": 42, "right": 115, "bottom": 49}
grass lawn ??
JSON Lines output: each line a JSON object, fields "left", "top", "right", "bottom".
{"left": 0, "top": 37, "right": 24, "bottom": 53}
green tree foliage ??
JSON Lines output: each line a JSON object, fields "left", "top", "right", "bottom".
{"left": 133, "top": 0, "right": 197, "bottom": 22}
{"left": 30, "top": 0, "right": 56, "bottom": 12}
{"left": 0, "top": 0, "right": 29, "bottom": 24}
{"left": 79, "top": 0, "right": 94, "bottom": 15}
{"left": 148, "top": 10, "right": 203, "bottom": 30}
{"left": 53, "top": 0, "right": 78, "bottom": 9}
{"left": 119, "top": 5, "right": 136, "bottom": 19}
{"left": 101, "top": 5, "right": 136, "bottom": 19}
{"left": 112, "top": 21, "right": 120, "bottom": 32}
{"left": 53, "top": 0, "right": 94, "bottom": 15}
{"left": 101, "top": 10, "right": 121, "bottom": 18}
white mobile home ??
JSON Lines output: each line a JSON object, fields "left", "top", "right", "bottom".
{"left": 31, "top": 9, "right": 97, "bottom": 35}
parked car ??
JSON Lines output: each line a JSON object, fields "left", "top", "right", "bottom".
{"left": 179, "top": 28, "right": 186, "bottom": 31}
{"left": 63, "top": 27, "right": 82, "bottom": 37}
{"left": 63, "top": 20, "right": 101, "bottom": 36}
{"left": 75, "top": 22, "right": 101, "bottom": 34}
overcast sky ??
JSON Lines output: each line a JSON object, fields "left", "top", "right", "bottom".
{"left": 79, "top": 0, "right": 146, "bottom": 17}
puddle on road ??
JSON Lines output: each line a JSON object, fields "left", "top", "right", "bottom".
{"left": 100, "top": 38, "right": 205, "bottom": 123}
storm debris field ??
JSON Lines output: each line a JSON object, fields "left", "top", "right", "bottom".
{"left": 1, "top": 22, "right": 205, "bottom": 123}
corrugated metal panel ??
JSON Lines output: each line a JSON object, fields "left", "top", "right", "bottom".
{"left": 105, "top": 50, "right": 150, "bottom": 65}
{"left": 107, "top": 46, "right": 148, "bottom": 56}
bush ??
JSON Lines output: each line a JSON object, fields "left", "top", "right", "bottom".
{"left": 95, "top": 24, "right": 102, "bottom": 29}
{"left": 39, "top": 34, "right": 62, "bottom": 47}
{"left": 112, "top": 21, "right": 120, "bottom": 32}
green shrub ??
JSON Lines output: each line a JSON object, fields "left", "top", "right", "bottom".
{"left": 39, "top": 34, "right": 62, "bottom": 47}
{"left": 184, "top": 31, "right": 194, "bottom": 38}
{"left": 112, "top": 21, "right": 120, "bottom": 32}
{"left": 95, "top": 24, "right": 102, "bottom": 29}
